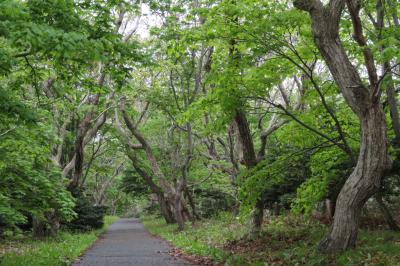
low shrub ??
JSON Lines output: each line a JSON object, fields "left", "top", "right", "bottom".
{"left": 63, "top": 190, "right": 106, "bottom": 231}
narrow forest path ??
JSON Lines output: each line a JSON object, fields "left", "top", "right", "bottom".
{"left": 73, "top": 218, "right": 192, "bottom": 266}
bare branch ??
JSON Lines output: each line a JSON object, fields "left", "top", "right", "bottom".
{"left": 0, "top": 127, "right": 17, "bottom": 138}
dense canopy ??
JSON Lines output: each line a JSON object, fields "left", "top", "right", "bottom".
{"left": 1, "top": 0, "right": 400, "bottom": 265}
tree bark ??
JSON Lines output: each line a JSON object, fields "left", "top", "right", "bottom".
{"left": 250, "top": 199, "right": 264, "bottom": 237}
{"left": 116, "top": 105, "right": 179, "bottom": 224}
{"left": 159, "top": 194, "right": 176, "bottom": 224}
{"left": 294, "top": 0, "right": 392, "bottom": 253}
{"left": 234, "top": 110, "right": 257, "bottom": 168}
{"left": 319, "top": 103, "right": 391, "bottom": 252}
{"left": 234, "top": 110, "right": 265, "bottom": 236}
{"left": 127, "top": 152, "right": 176, "bottom": 224}
{"left": 174, "top": 191, "right": 185, "bottom": 231}
{"left": 385, "top": 64, "right": 400, "bottom": 145}
{"left": 120, "top": 98, "right": 175, "bottom": 194}
{"left": 325, "top": 198, "right": 335, "bottom": 222}
{"left": 32, "top": 212, "right": 60, "bottom": 238}
{"left": 185, "top": 187, "right": 200, "bottom": 220}
{"left": 69, "top": 111, "right": 93, "bottom": 190}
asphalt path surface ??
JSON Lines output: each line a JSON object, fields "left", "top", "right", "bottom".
{"left": 73, "top": 218, "right": 192, "bottom": 266}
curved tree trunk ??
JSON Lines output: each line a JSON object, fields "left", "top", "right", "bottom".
{"left": 319, "top": 105, "right": 391, "bottom": 252}
{"left": 127, "top": 152, "right": 176, "bottom": 224}
{"left": 294, "top": 0, "right": 392, "bottom": 253}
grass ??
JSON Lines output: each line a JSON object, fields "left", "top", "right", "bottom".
{"left": 0, "top": 216, "right": 119, "bottom": 266}
{"left": 142, "top": 213, "right": 245, "bottom": 263}
{"left": 141, "top": 213, "right": 400, "bottom": 266}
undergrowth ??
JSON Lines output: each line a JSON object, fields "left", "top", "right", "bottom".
{"left": 142, "top": 213, "right": 400, "bottom": 266}
{"left": 0, "top": 216, "right": 119, "bottom": 266}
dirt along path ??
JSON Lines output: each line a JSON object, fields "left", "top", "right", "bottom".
{"left": 73, "top": 218, "right": 192, "bottom": 266}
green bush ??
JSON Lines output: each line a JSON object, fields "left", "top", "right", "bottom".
{"left": 63, "top": 191, "right": 106, "bottom": 231}
{"left": 194, "top": 188, "right": 235, "bottom": 218}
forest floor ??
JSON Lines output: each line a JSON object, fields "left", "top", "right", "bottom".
{"left": 142, "top": 213, "right": 400, "bottom": 266}
{"left": 73, "top": 218, "right": 192, "bottom": 266}
{"left": 0, "top": 216, "right": 119, "bottom": 266}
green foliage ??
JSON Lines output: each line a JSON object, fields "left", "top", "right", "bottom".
{"left": 63, "top": 191, "right": 106, "bottom": 231}
{"left": 121, "top": 168, "right": 151, "bottom": 197}
{"left": 239, "top": 144, "right": 310, "bottom": 211}
{"left": 0, "top": 0, "right": 135, "bottom": 237}
{"left": 0, "top": 216, "right": 119, "bottom": 266}
{"left": 142, "top": 213, "right": 246, "bottom": 263}
{"left": 143, "top": 214, "right": 400, "bottom": 266}
{"left": 194, "top": 188, "right": 236, "bottom": 218}
{"left": 292, "top": 148, "right": 351, "bottom": 216}
{"left": 1, "top": 0, "right": 400, "bottom": 261}
{"left": 0, "top": 88, "right": 75, "bottom": 230}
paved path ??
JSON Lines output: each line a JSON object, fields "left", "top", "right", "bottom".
{"left": 74, "top": 218, "right": 192, "bottom": 266}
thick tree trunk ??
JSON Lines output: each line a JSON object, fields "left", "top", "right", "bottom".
{"left": 181, "top": 200, "right": 193, "bottom": 222}
{"left": 319, "top": 105, "right": 391, "bottom": 252}
{"left": 69, "top": 117, "right": 90, "bottom": 190}
{"left": 119, "top": 103, "right": 193, "bottom": 228}
{"left": 294, "top": 0, "right": 392, "bottom": 253}
{"left": 120, "top": 100, "right": 175, "bottom": 195}
{"left": 157, "top": 193, "right": 176, "bottom": 224}
{"left": 32, "top": 218, "right": 47, "bottom": 238}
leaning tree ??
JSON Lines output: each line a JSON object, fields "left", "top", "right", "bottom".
{"left": 293, "top": 0, "right": 392, "bottom": 253}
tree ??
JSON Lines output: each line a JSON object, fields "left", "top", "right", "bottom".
{"left": 293, "top": 0, "right": 392, "bottom": 253}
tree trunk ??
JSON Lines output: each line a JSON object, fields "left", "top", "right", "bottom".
{"left": 374, "top": 0, "right": 400, "bottom": 146}
{"left": 69, "top": 120, "right": 88, "bottom": 190}
{"left": 294, "top": 0, "right": 392, "bottom": 253}
{"left": 319, "top": 105, "right": 391, "bottom": 252}
{"left": 250, "top": 199, "right": 264, "bottom": 238}
{"left": 32, "top": 218, "right": 47, "bottom": 238}
{"left": 32, "top": 212, "right": 60, "bottom": 238}
{"left": 185, "top": 188, "right": 200, "bottom": 220}
{"left": 234, "top": 110, "right": 257, "bottom": 168}
{"left": 174, "top": 192, "right": 185, "bottom": 231}
{"left": 384, "top": 62, "right": 400, "bottom": 145}
{"left": 181, "top": 201, "right": 193, "bottom": 222}
{"left": 127, "top": 152, "right": 176, "bottom": 224}
{"left": 325, "top": 198, "right": 335, "bottom": 222}
{"left": 273, "top": 202, "right": 281, "bottom": 216}
{"left": 157, "top": 193, "right": 176, "bottom": 224}
{"left": 234, "top": 110, "right": 264, "bottom": 236}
